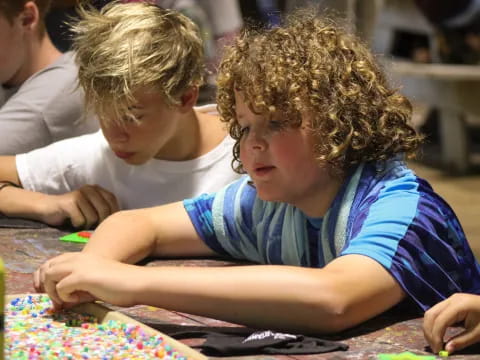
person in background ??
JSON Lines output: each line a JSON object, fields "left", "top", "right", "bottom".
{"left": 0, "top": 2, "right": 239, "bottom": 228}
{"left": 0, "top": 0, "right": 98, "bottom": 155}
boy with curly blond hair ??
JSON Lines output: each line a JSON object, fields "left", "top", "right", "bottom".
{"left": 0, "top": 2, "right": 239, "bottom": 228}
{"left": 36, "top": 10, "right": 480, "bottom": 335}
{"left": 0, "top": 0, "right": 98, "bottom": 154}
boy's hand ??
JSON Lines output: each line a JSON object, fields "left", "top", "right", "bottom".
{"left": 39, "top": 185, "right": 119, "bottom": 228}
{"left": 33, "top": 252, "right": 141, "bottom": 309}
{"left": 423, "top": 293, "right": 480, "bottom": 354}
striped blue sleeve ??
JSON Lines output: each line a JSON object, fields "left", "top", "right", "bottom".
{"left": 183, "top": 176, "right": 258, "bottom": 259}
{"left": 341, "top": 174, "right": 480, "bottom": 311}
{"left": 183, "top": 193, "right": 227, "bottom": 255}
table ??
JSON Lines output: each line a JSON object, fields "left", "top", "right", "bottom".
{"left": 3, "top": 224, "right": 480, "bottom": 359}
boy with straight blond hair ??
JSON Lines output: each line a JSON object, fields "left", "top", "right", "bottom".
{"left": 0, "top": 2, "right": 239, "bottom": 228}
{"left": 0, "top": 0, "right": 98, "bottom": 154}
{"left": 35, "top": 9, "right": 480, "bottom": 336}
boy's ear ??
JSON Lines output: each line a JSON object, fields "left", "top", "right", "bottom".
{"left": 178, "top": 86, "right": 199, "bottom": 113}
{"left": 20, "top": 1, "right": 40, "bottom": 31}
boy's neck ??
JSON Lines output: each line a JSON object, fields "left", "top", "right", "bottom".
{"left": 297, "top": 171, "right": 345, "bottom": 218}
{"left": 155, "top": 108, "right": 225, "bottom": 161}
{"left": 168, "top": 109, "right": 201, "bottom": 161}
{"left": 9, "top": 32, "right": 61, "bottom": 87}
{"left": 34, "top": 33, "right": 62, "bottom": 74}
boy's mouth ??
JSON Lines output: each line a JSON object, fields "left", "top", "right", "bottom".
{"left": 253, "top": 165, "right": 275, "bottom": 177}
{"left": 114, "top": 151, "right": 135, "bottom": 159}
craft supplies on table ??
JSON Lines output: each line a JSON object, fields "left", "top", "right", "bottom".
{"left": 5, "top": 294, "right": 207, "bottom": 359}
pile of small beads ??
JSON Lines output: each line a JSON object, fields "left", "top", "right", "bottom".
{"left": 5, "top": 295, "right": 189, "bottom": 359}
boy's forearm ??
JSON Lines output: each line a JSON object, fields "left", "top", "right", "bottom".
{"left": 123, "top": 255, "right": 404, "bottom": 334}
{"left": 131, "top": 265, "right": 380, "bottom": 333}
{"left": 0, "top": 186, "right": 48, "bottom": 220}
{"left": 0, "top": 155, "right": 21, "bottom": 184}
{"left": 0, "top": 156, "right": 43, "bottom": 219}
{"left": 82, "top": 209, "right": 158, "bottom": 264}
{"left": 83, "top": 202, "right": 215, "bottom": 263}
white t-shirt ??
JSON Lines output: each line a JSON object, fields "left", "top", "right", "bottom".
{"left": 0, "top": 51, "right": 99, "bottom": 155}
{"left": 16, "top": 105, "right": 241, "bottom": 209}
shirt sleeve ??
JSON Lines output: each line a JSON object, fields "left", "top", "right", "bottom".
{"left": 0, "top": 52, "right": 98, "bottom": 155}
{"left": 16, "top": 132, "right": 102, "bottom": 194}
{"left": 341, "top": 175, "right": 480, "bottom": 311}
{"left": 0, "top": 88, "right": 51, "bottom": 155}
{"left": 183, "top": 176, "right": 260, "bottom": 260}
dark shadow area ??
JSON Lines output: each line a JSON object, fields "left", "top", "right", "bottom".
{"left": 46, "top": 0, "right": 112, "bottom": 52}
{"left": 329, "top": 300, "right": 420, "bottom": 341}
{"left": 390, "top": 30, "right": 431, "bottom": 62}
{"left": 0, "top": 213, "right": 48, "bottom": 229}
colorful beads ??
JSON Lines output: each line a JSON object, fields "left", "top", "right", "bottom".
{"left": 5, "top": 295, "right": 190, "bottom": 359}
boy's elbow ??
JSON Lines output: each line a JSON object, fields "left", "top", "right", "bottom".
{"left": 312, "top": 296, "right": 354, "bottom": 333}
{"left": 108, "top": 208, "right": 148, "bottom": 222}
{"left": 303, "top": 284, "right": 365, "bottom": 333}
{"left": 99, "top": 208, "right": 156, "bottom": 234}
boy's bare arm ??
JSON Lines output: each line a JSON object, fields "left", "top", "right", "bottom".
{"left": 34, "top": 203, "right": 215, "bottom": 305}
{"left": 129, "top": 253, "right": 405, "bottom": 333}
{"left": 0, "top": 156, "right": 21, "bottom": 184}
{"left": 0, "top": 155, "right": 42, "bottom": 217}
{"left": 82, "top": 201, "right": 217, "bottom": 263}
{"left": 40, "top": 250, "right": 404, "bottom": 333}
{"left": 0, "top": 156, "right": 119, "bottom": 227}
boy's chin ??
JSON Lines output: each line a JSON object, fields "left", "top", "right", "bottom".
{"left": 255, "top": 189, "right": 284, "bottom": 203}
{"left": 121, "top": 156, "right": 149, "bottom": 166}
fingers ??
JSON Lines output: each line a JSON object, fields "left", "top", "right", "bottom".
{"left": 58, "top": 293, "right": 96, "bottom": 310}
{"left": 68, "top": 194, "right": 95, "bottom": 228}
{"left": 62, "top": 185, "right": 119, "bottom": 229}
{"left": 78, "top": 185, "right": 119, "bottom": 223}
{"left": 33, "top": 268, "right": 41, "bottom": 292}
{"left": 446, "top": 298, "right": 480, "bottom": 353}
{"left": 446, "top": 323, "right": 480, "bottom": 353}
{"left": 101, "top": 186, "right": 120, "bottom": 213}
{"left": 424, "top": 293, "right": 480, "bottom": 354}
{"left": 56, "top": 278, "right": 95, "bottom": 304}
{"left": 423, "top": 298, "right": 453, "bottom": 353}
{"left": 35, "top": 253, "right": 79, "bottom": 307}
{"left": 430, "top": 303, "right": 466, "bottom": 353}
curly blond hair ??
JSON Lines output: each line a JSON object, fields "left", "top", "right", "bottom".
{"left": 72, "top": 1, "right": 205, "bottom": 124}
{"left": 217, "top": 10, "right": 422, "bottom": 174}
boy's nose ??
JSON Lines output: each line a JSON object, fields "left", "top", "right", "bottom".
{"left": 248, "top": 131, "right": 267, "bottom": 151}
{"left": 102, "top": 123, "right": 129, "bottom": 143}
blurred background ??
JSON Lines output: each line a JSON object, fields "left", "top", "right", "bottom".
{"left": 46, "top": 0, "right": 480, "bottom": 258}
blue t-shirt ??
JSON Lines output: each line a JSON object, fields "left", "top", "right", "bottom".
{"left": 184, "top": 157, "right": 480, "bottom": 311}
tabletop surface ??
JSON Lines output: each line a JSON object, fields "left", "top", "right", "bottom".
{"left": 2, "top": 223, "right": 480, "bottom": 359}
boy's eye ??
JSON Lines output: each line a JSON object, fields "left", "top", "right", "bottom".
{"left": 239, "top": 126, "right": 250, "bottom": 136}
{"left": 267, "top": 120, "right": 286, "bottom": 133}
{"left": 123, "top": 114, "right": 142, "bottom": 124}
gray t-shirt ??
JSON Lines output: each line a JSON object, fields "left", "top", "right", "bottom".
{"left": 0, "top": 51, "right": 99, "bottom": 155}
